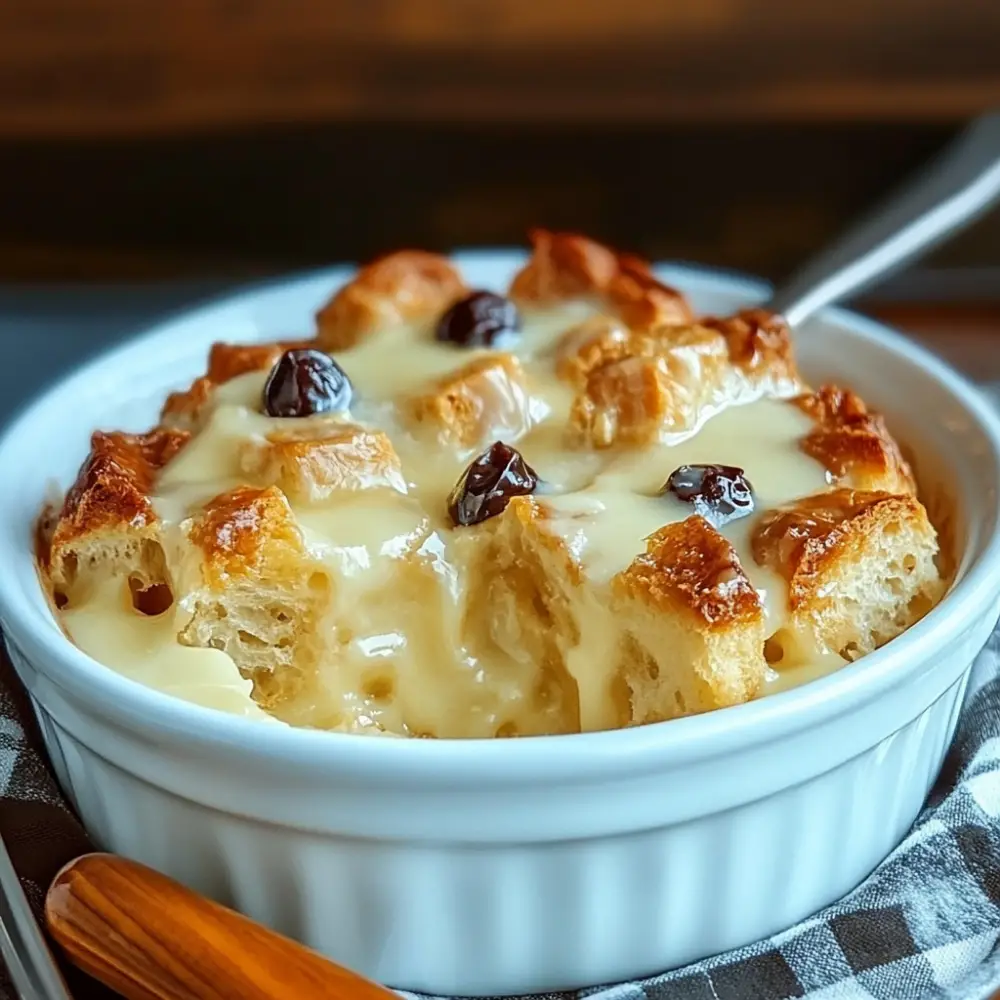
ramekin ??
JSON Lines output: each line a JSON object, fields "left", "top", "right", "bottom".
{"left": 1, "top": 255, "right": 999, "bottom": 996}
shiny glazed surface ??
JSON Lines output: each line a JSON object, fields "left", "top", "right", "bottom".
{"left": 42, "top": 247, "right": 942, "bottom": 738}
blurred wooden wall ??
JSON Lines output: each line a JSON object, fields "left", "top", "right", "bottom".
{"left": 2, "top": 0, "right": 999, "bottom": 134}
{"left": 0, "top": 0, "right": 998, "bottom": 283}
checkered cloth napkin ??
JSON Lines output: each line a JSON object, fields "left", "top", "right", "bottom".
{"left": 3, "top": 640, "right": 1000, "bottom": 1000}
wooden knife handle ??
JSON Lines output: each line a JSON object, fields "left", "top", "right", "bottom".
{"left": 45, "top": 853, "right": 398, "bottom": 1000}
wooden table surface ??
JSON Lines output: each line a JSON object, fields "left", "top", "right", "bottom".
{"left": 871, "top": 302, "right": 1000, "bottom": 384}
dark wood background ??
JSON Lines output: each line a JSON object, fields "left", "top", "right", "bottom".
{"left": 3, "top": 0, "right": 999, "bottom": 134}
{"left": 0, "top": 0, "right": 998, "bottom": 285}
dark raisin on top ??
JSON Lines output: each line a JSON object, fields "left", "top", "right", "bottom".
{"left": 448, "top": 441, "right": 538, "bottom": 527}
{"left": 436, "top": 291, "right": 521, "bottom": 349}
{"left": 661, "top": 464, "right": 755, "bottom": 528}
{"left": 263, "top": 348, "right": 352, "bottom": 418}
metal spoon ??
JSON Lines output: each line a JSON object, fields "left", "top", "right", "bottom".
{"left": 769, "top": 112, "right": 1000, "bottom": 327}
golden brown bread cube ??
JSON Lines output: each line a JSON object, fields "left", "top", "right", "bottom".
{"left": 509, "top": 229, "right": 692, "bottom": 331}
{"left": 566, "top": 325, "right": 731, "bottom": 448}
{"left": 178, "top": 485, "right": 332, "bottom": 707}
{"left": 700, "top": 308, "right": 800, "bottom": 384}
{"left": 795, "top": 385, "right": 916, "bottom": 495}
{"left": 752, "top": 487, "right": 942, "bottom": 662}
{"left": 562, "top": 310, "right": 803, "bottom": 448}
{"left": 315, "top": 250, "right": 467, "bottom": 350}
{"left": 606, "top": 255, "right": 694, "bottom": 332}
{"left": 161, "top": 339, "right": 313, "bottom": 431}
{"left": 404, "top": 354, "right": 538, "bottom": 449}
{"left": 468, "top": 499, "right": 767, "bottom": 731}
{"left": 554, "top": 315, "right": 635, "bottom": 387}
{"left": 239, "top": 421, "right": 407, "bottom": 504}
{"left": 611, "top": 516, "right": 768, "bottom": 723}
{"left": 46, "top": 428, "right": 189, "bottom": 601}
{"left": 568, "top": 354, "right": 699, "bottom": 449}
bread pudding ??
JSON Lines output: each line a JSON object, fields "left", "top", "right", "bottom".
{"left": 36, "top": 231, "right": 946, "bottom": 737}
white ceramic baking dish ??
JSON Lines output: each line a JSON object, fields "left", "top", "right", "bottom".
{"left": 1, "top": 255, "right": 999, "bottom": 996}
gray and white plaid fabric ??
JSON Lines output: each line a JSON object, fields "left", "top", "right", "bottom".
{"left": 4, "top": 388, "right": 1000, "bottom": 1000}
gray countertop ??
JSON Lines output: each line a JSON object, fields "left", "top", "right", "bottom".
{"left": 0, "top": 281, "right": 238, "bottom": 426}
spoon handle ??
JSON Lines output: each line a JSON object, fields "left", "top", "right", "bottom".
{"left": 46, "top": 853, "right": 399, "bottom": 1000}
{"left": 769, "top": 112, "right": 1000, "bottom": 327}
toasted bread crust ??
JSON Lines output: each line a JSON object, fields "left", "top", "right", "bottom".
{"left": 405, "top": 353, "right": 536, "bottom": 447}
{"left": 161, "top": 338, "right": 312, "bottom": 429}
{"left": 701, "top": 308, "right": 799, "bottom": 380}
{"left": 188, "top": 485, "right": 306, "bottom": 587}
{"left": 315, "top": 250, "right": 467, "bottom": 350}
{"left": 562, "top": 311, "right": 803, "bottom": 448}
{"left": 509, "top": 230, "right": 692, "bottom": 330}
{"left": 752, "top": 488, "right": 920, "bottom": 607}
{"left": 47, "top": 427, "right": 189, "bottom": 594}
{"left": 751, "top": 486, "right": 941, "bottom": 660}
{"left": 605, "top": 255, "right": 692, "bottom": 330}
{"left": 796, "top": 385, "right": 915, "bottom": 494}
{"left": 51, "top": 428, "right": 189, "bottom": 548}
{"left": 554, "top": 315, "right": 634, "bottom": 387}
{"left": 566, "top": 324, "right": 737, "bottom": 447}
{"left": 568, "top": 354, "right": 687, "bottom": 448}
{"left": 615, "top": 516, "right": 763, "bottom": 629}
{"left": 509, "top": 229, "right": 620, "bottom": 302}
{"left": 240, "top": 422, "right": 407, "bottom": 503}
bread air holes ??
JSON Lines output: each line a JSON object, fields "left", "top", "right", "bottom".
{"left": 237, "top": 629, "right": 269, "bottom": 649}
{"left": 764, "top": 636, "right": 786, "bottom": 665}
{"left": 128, "top": 575, "right": 174, "bottom": 617}
{"left": 841, "top": 641, "right": 863, "bottom": 662}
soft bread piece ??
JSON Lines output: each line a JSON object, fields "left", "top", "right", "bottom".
{"left": 611, "top": 516, "right": 768, "bottom": 722}
{"left": 315, "top": 250, "right": 467, "bottom": 350}
{"left": 509, "top": 229, "right": 692, "bottom": 331}
{"left": 468, "top": 499, "right": 767, "bottom": 731}
{"left": 404, "top": 353, "right": 538, "bottom": 448}
{"left": 161, "top": 339, "right": 312, "bottom": 431}
{"left": 566, "top": 325, "right": 730, "bottom": 447}
{"left": 752, "top": 488, "right": 942, "bottom": 662}
{"left": 46, "top": 428, "right": 190, "bottom": 601}
{"left": 564, "top": 312, "right": 802, "bottom": 448}
{"left": 554, "top": 314, "right": 634, "bottom": 387}
{"left": 239, "top": 421, "right": 407, "bottom": 504}
{"left": 460, "top": 497, "right": 583, "bottom": 735}
{"left": 177, "top": 485, "right": 331, "bottom": 707}
{"left": 701, "top": 308, "right": 801, "bottom": 385}
{"left": 795, "top": 385, "right": 916, "bottom": 494}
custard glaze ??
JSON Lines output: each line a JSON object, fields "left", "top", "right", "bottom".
{"left": 58, "top": 298, "right": 844, "bottom": 736}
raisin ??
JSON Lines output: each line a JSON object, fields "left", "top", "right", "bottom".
{"left": 436, "top": 291, "right": 521, "bottom": 348}
{"left": 263, "top": 349, "right": 352, "bottom": 417}
{"left": 662, "top": 464, "right": 754, "bottom": 527}
{"left": 448, "top": 441, "right": 538, "bottom": 526}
